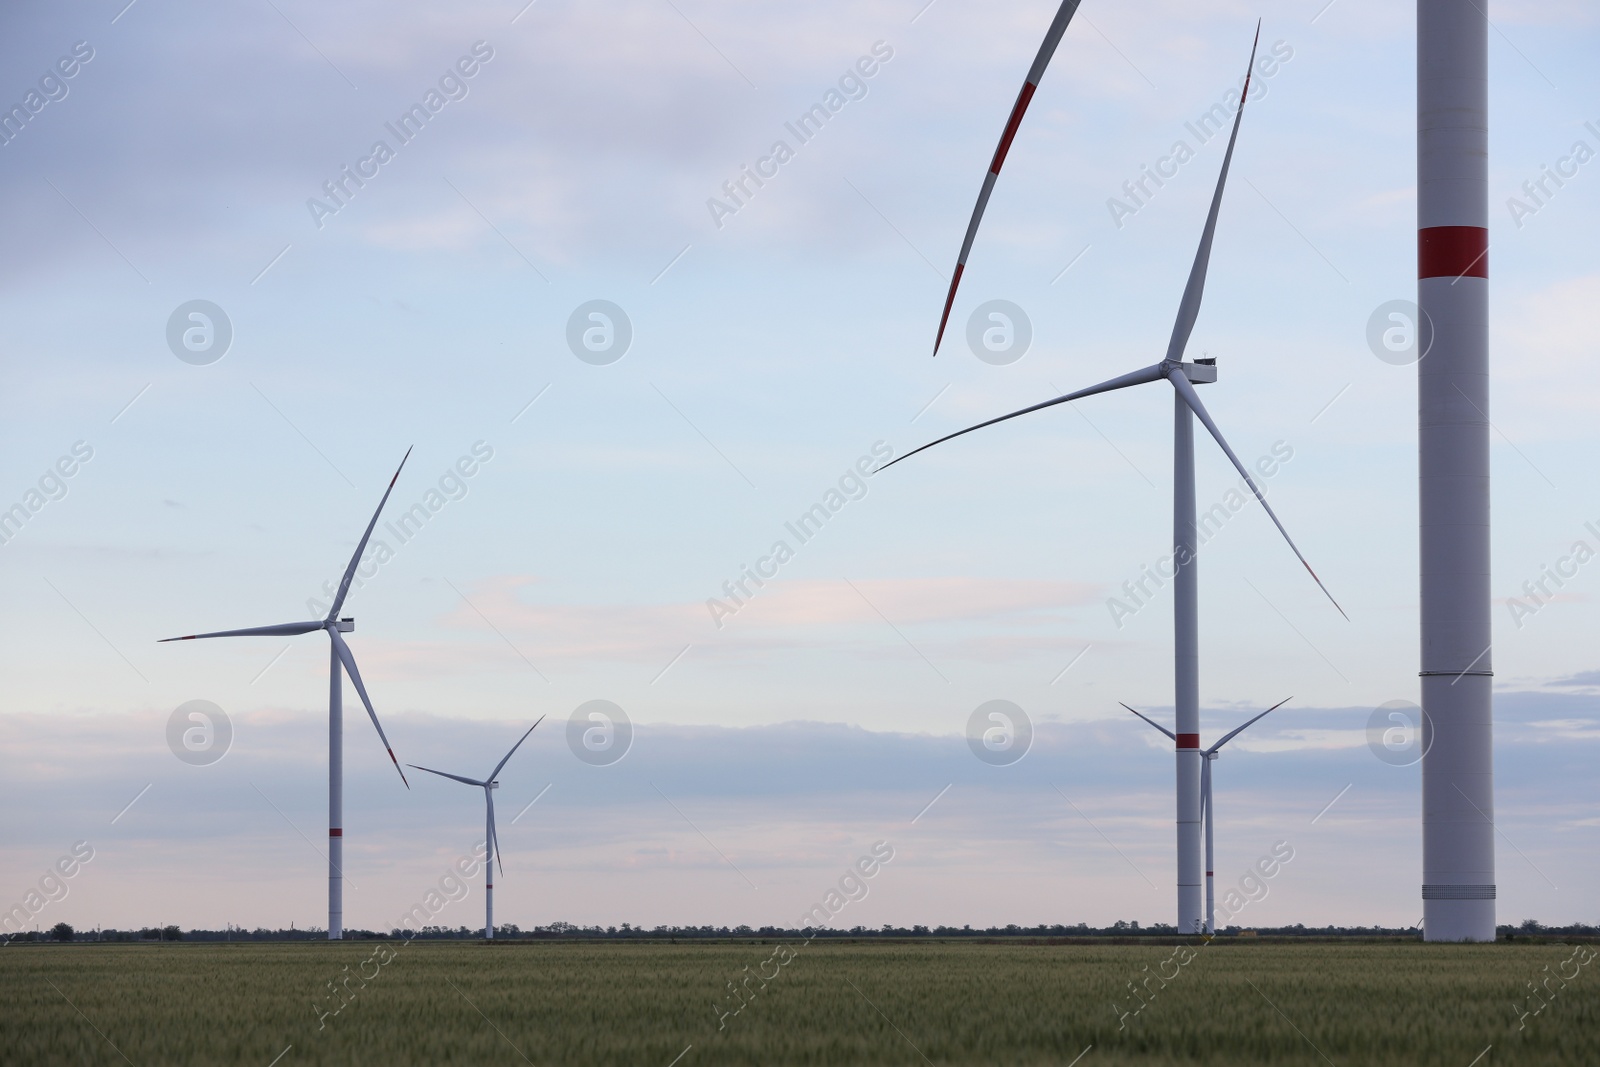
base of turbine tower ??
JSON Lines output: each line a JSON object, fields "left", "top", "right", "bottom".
{"left": 1422, "top": 894, "right": 1496, "bottom": 942}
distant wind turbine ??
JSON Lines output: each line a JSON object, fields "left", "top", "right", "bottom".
{"left": 1123, "top": 698, "right": 1290, "bottom": 934}
{"left": 883, "top": 27, "right": 1344, "bottom": 934}
{"left": 161, "top": 449, "right": 414, "bottom": 940}
{"left": 411, "top": 717, "right": 545, "bottom": 940}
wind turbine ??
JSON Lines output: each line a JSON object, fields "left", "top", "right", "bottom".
{"left": 410, "top": 717, "right": 544, "bottom": 940}
{"left": 882, "top": 28, "right": 1345, "bottom": 934}
{"left": 161, "top": 449, "right": 414, "bottom": 940}
{"left": 1122, "top": 698, "right": 1290, "bottom": 934}
{"left": 932, "top": 0, "right": 1085, "bottom": 356}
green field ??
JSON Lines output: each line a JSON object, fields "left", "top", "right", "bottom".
{"left": 3, "top": 940, "right": 1596, "bottom": 1065}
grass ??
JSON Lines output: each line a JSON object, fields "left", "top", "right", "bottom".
{"left": 2, "top": 939, "right": 1596, "bottom": 1065}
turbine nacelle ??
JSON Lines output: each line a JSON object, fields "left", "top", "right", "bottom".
{"left": 1174, "top": 359, "right": 1217, "bottom": 384}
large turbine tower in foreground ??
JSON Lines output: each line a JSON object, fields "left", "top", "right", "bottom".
{"left": 162, "top": 450, "right": 414, "bottom": 939}
{"left": 1418, "top": 0, "right": 1495, "bottom": 941}
{"left": 886, "top": 28, "right": 1344, "bottom": 934}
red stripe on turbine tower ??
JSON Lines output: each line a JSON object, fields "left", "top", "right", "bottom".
{"left": 329, "top": 828, "right": 342, "bottom": 836}
{"left": 1418, "top": 225, "right": 1488, "bottom": 279}
{"left": 1176, "top": 733, "right": 1201, "bottom": 749}
{"left": 989, "top": 82, "right": 1038, "bottom": 174}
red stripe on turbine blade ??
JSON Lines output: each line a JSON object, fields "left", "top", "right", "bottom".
{"left": 1240, "top": 24, "right": 1260, "bottom": 104}
{"left": 1419, "top": 226, "right": 1488, "bottom": 279}
{"left": 1303, "top": 562, "right": 1350, "bottom": 620}
{"left": 329, "top": 829, "right": 343, "bottom": 836}
{"left": 933, "top": 263, "right": 965, "bottom": 356}
{"left": 989, "top": 81, "right": 1038, "bottom": 175}
{"left": 1177, "top": 733, "right": 1201, "bottom": 749}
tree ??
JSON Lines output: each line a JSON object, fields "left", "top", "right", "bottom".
{"left": 161, "top": 925, "right": 182, "bottom": 941}
{"left": 50, "top": 922, "right": 74, "bottom": 942}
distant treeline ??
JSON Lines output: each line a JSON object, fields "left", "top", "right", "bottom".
{"left": 9, "top": 919, "right": 1596, "bottom": 943}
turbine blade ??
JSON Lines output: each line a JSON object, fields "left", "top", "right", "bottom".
{"left": 329, "top": 629, "right": 409, "bottom": 788}
{"left": 1119, "top": 702, "right": 1176, "bottom": 741}
{"left": 327, "top": 447, "right": 413, "bottom": 621}
{"left": 934, "top": 0, "right": 1086, "bottom": 356}
{"left": 1207, "top": 697, "right": 1292, "bottom": 755}
{"left": 489, "top": 715, "right": 545, "bottom": 783}
{"left": 487, "top": 790, "right": 503, "bottom": 878}
{"left": 1201, "top": 757, "right": 1211, "bottom": 821}
{"left": 1163, "top": 23, "right": 1260, "bottom": 364}
{"left": 1169, "top": 371, "right": 1347, "bottom": 619}
{"left": 878, "top": 363, "right": 1166, "bottom": 472}
{"left": 407, "top": 764, "right": 485, "bottom": 788}
{"left": 159, "top": 621, "right": 322, "bottom": 642}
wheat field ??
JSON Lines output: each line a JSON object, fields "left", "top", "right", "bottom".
{"left": 2, "top": 940, "right": 1595, "bottom": 1065}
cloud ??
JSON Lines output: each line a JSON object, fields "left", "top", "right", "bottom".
{"left": 4, "top": 692, "right": 1596, "bottom": 930}
{"left": 1547, "top": 669, "right": 1600, "bottom": 688}
{"left": 427, "top": 574, "right": 1101, "bottom": 664}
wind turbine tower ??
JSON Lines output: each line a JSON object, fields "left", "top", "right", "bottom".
{"left": 162, "top": 450, "right": 414, "bottom": 939}
{"left": 1418, "top": 0, "right": 1495, "bottom": 941}
{"left": 889, "top": 28, "right": 1344, "bottom": 935}
{"left": 411, "top": 718, "right": 544, "bottom": 940}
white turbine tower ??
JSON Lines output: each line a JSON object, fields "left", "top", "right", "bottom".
{"left": 1122, "top": 698, "right": 1290, "bottom": 934}
{"left": 1418, "top": 0, "right": 1495, "bottom": 942}
{"left": 410, "top": 717, "right": 544, "bottom": 940}
{"left": 883, "top": 28, "right": 1345, "bottom": 934}
{"left": 161, "top": 449, "right": 413, "bottom": 940}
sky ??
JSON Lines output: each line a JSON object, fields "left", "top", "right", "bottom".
{"left": 1, "top": 0, "right": 1597, "bottom": 934}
